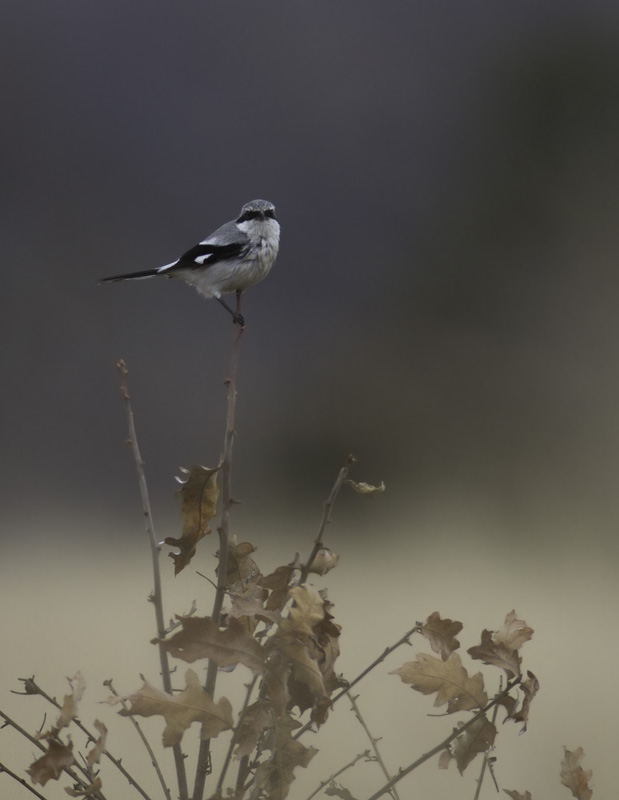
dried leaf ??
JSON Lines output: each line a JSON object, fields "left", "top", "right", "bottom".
{"left": 419, "top": 612, "right": 462, "bottom": 660}
{"left": 226, "top": 583, "right": 279, "bottom": 626}
{"left": 117, "top": 669, "right": 233, "bottom": 747}
{"left": 560, "top": 747, "right": 593, "bottom": 800}
{"left": 309, "top": 547, "right": 340, "bottom": 576}
{"left": 165, "top": 465, "right": 219, "bottom": 574}
{"left": 494, "top": 611, "right": 533, "bottom": 651}
{"left": 27, "top": 739, "right": 74, "bottom": 786}
{"left": 468, "top": 629, "right": 522, "bottom": 678}
{"left": 253, "top": 713, "right": 317, "bottom": 799}
{"left": 260, "top": 564, "right": 296, "bottom": 612}
{"left": 438, "top": 748, "right": 452, "bottom": 770}
{"left": 154, "top": 616, "right": 264, "bottom": 675}
{"left": 65, "top": 777, "right": 103, "bottom": 797}
{"left": 324, "top": 786, "right": 359, "bottom": 799}
{"left": 278, "top": 586, "right": 325, "bottom": 637}
{"left": 346, "top": 479, "right": 385, "bottom": 496}
{"left": 226, "top": 540, "right": 261, "bottom": 586}
{"left": 86, "top": 720, "right": 107, "bottom": 767}
{"left": 510, "top": 671, "right": 539, "bottom": 731}
{"left": 278, "top": 636, "right": 328, "bottom": 716}
{"left": 504, "top": 791, "right": 532, "bottom": 800}
{"left": 391, "top": 653, "right": 487, "bottom": 712}
{"left": 233, "top": 700, "right": 271, "bottom": 759}
{"left": 451, "top": 716, "right": 496, "bottom": 774}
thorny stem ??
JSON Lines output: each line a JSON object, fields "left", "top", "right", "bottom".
{"left": 104, "top": 679, "right": 172, "bottom": 800}
{"left": 0, "top": 761, "right": 49, "bottom": 800}
{"left": 193, "top": 324, "right": 245, "bottom": 800}
{"left": 117, "top": 359, "right": 189, "bottom": 800}
{"left": 294, "top": 625, "right": 420, "bottom": 741}
{"left": 299, "top": 455, "right": 356, "bottom": 585}
{"left": 215, "top": 675, "right": 258, "bottom": 796}
{"left": 364, "top": 677, "right": 521, "bottom": 800}
{"left": 304, "top": 750, "right": 371, "bottom": 800}
{"left": 347, "top": 692, "right": 400, "bottom": 800}
{"left": 20, "top": 677, "right": 154, "bottom": 800}
{"left": 0, "top": 710, "right": 97, "bottom": 797}
{"left": 472, "top": 680, "right": 502, "bottom": 800}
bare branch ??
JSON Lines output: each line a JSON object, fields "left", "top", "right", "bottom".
{"left": 193, "top": 325, "right": 244, "bottom": 800}
{"left": 0, "top": 761, "right": 49, "bottom": 800}
{"left": 347, "top": 692, "right": 400, "bottom": 800}
{"left": 215, "top": 675, "right": 259, "bottom": 796}
{"left": 116, "top": 359, "right": 188, "bottom": 800}
{"left": 299, "top": 456, "right": 356, "bottom": 585}
{"left": 104, "top": 679, "right": 171, "bottom": 800}
{"left": 364, "top": 678, "right": 521, "bottom": 800}
{"left": 304, "top": 750, "right": 370, "bottom": 800}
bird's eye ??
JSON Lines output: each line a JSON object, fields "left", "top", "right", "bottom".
{"left": 265, "top": 209, "right": 276, "bottom": 219}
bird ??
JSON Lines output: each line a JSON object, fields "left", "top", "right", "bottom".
{"left": 100, "top": 199, "right": 280, "bottom": 326}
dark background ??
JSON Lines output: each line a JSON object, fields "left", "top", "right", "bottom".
{"left": 1, "top": 2, "right": 618, "bottom": 798}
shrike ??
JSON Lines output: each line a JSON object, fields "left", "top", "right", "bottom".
{"left": 100, "top": 199, "right": 280, "bottom": 325}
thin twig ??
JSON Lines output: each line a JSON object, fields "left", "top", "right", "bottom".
{"left": 104, "top": 679, "right": 172, "bottom": 800}
{"left": 347, "top": 692, "right": 400, "bottom": 800}
{"left": 364, "top": 678, "right": 521, "bottom": 800}
{"left": 294, "top": 625, "right": 419, "bottom": 741}
{"left": 299, "top": 456, "right": 356, "bottom": 584}
{"left": 0, "top": 760, "right": 49, "bottom": 800}
{"left": 117, "top": 359, "right": 188, "bottom": 800}
{"left": 215, "top": 675, "right": 258, "bottom": 796}
{"left": 0, "top": 710, "right": 96, "bottom": 797}
{"left": 472, "top": 679, "right": 502, "bottom": 800}
{"left": 304, "top": 749, "right": 370, "bottom": 800}
{"left": 193, "top": 325, "right": 244, "bottom": 800}
{"left": 20, "top": 677, "right": 155, "bottom": 800}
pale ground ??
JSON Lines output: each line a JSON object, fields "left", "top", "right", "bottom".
{"left": 0, "top": 503, "right": 614, "bottom": 800}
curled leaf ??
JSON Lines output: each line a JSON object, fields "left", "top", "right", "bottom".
{"left": 391, "top": 652, "right": 487, "bottom": 712}
{"left": 165, "top": 465, "right": 219, "bottom": 574}
{"left": 27, "top": 739, "right": 74, "bottom": 786}
{"left": 346, "top": 480, "right": 385, "bottom": 496}
{"left": 560, "top": 747, "right": 593, "bottom": 800}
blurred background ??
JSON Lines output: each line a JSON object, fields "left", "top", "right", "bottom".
{"left": 1, "top": 1, "right": 618, "bottom": 797}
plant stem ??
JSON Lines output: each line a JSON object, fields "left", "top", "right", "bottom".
{"left": 364, "top": 678, "right": 520, "bottom": 800}
{"left": 472, "top": 680, "right": 501, "bottom": 800}
{"left": 0, "top": 761, "right": 49, "bottom": 800}
{"left": 117, "top": 359, "right": 188, "bottom": 800}
{"left": 299, "top": 455, "right": 356, "bottom": 585}
{"left": 215, "top": 675, "right": 258, "bottom": 796}
{"left": 304, "top": 750, "right": 370, "bottom": 800}
{"left": 192, "top": 325, "right": 244, "bottom": 800}
{"left": 347, "top": 692, "right": 400, "bottom": 800}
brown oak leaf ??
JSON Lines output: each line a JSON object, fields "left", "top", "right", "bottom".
{"left": 504, "top": 791, "right": 532, "bottom": 800}
{"left": 419, "top": 612, "right": 462, "bottom": 660}
{"left": 233, "top": 700, "right": 271, "bottom": 759}
{"left": 511, "top": 671, "right": 539, "bottom": 731}
{"left": 278, "top": 585, "right": 325, "bottom": 637}
{"left": 260, "top": 563, "right": 297, "bottom": 612}
{"left": 165, "top": 465, "right": 219, "bottom": 574}
{"left": 391, "top": 653, "right": 487, "bottom": 712}
{"left": 27, "top": 739, "right": 74, "bottom": 786}
{"left": 560, "top": 747, "right": 593, "bottom": 800}
{"left": 154, "top": 616, "right": 264, "bottom": 675}
{"left": 494, "top": 610, "right": 533, "bottom": 651}
{"left": 468, "top": 629, "right": 522, "bottom": 678}
{"left": 450, "top": 716, "right": 496, "bottom": 774}
{"left": 86, "top": 720, "right": 107, "bottom": 767}
{"left": 117, "top": 669, "right": 233, "bottom": 747}
{"left": 253, "top": 713, "right": 317, "bottom": 799}
{"left": 225, "top": 540, "right": 261, "bottom": 586}
{"left": 65, "top": 777, "right": 103, "bottom": 797}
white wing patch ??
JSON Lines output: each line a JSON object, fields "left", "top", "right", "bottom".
{"left": 156, "top": 260, "right": 179, "bottom": 273}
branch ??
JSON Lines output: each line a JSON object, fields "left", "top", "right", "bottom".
{"left": 0, "top": 761, "right": 49, "bottom": 800}
{"left": 347, "top": 692, "right": 400, "bottom": 800}
{"left": 294, "top": 625, "right": 419, "bottom": 740}
{"left": 299, "top": 456, "right": 356, "bottom": 584}
{"left": 104, "top": 679, "right": 171, "bottom": 800}
{"left": 0, "top": 710, "right": 98, "bottom": 797}
{"left": 193, "top": 325, "right": 244, "bottom": 800}
{"left": 472, "top": 679, "right": 501, "bottom": 800}
{"left": 215, "top": 675, "right": 258, "bottom": 797}
{"left": 364, "top": 678, "right": 521, "bottom": 800}
{"left": 117, "top": 359, "right": 188, "bottom": 800}
{"left": 304, "top": 749, "right": 370, "bottom": 800}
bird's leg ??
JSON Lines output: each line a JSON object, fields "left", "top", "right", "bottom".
{"left": 216, "top": 295, "right": 245, "bottom": 327}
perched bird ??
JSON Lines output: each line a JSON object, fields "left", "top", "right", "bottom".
{"left": 100, "top": 199, "right": 280, "bottom": 325}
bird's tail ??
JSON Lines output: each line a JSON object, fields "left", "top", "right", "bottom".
{"left": 99, "top": 268, "right": 160, "bottom": 284}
